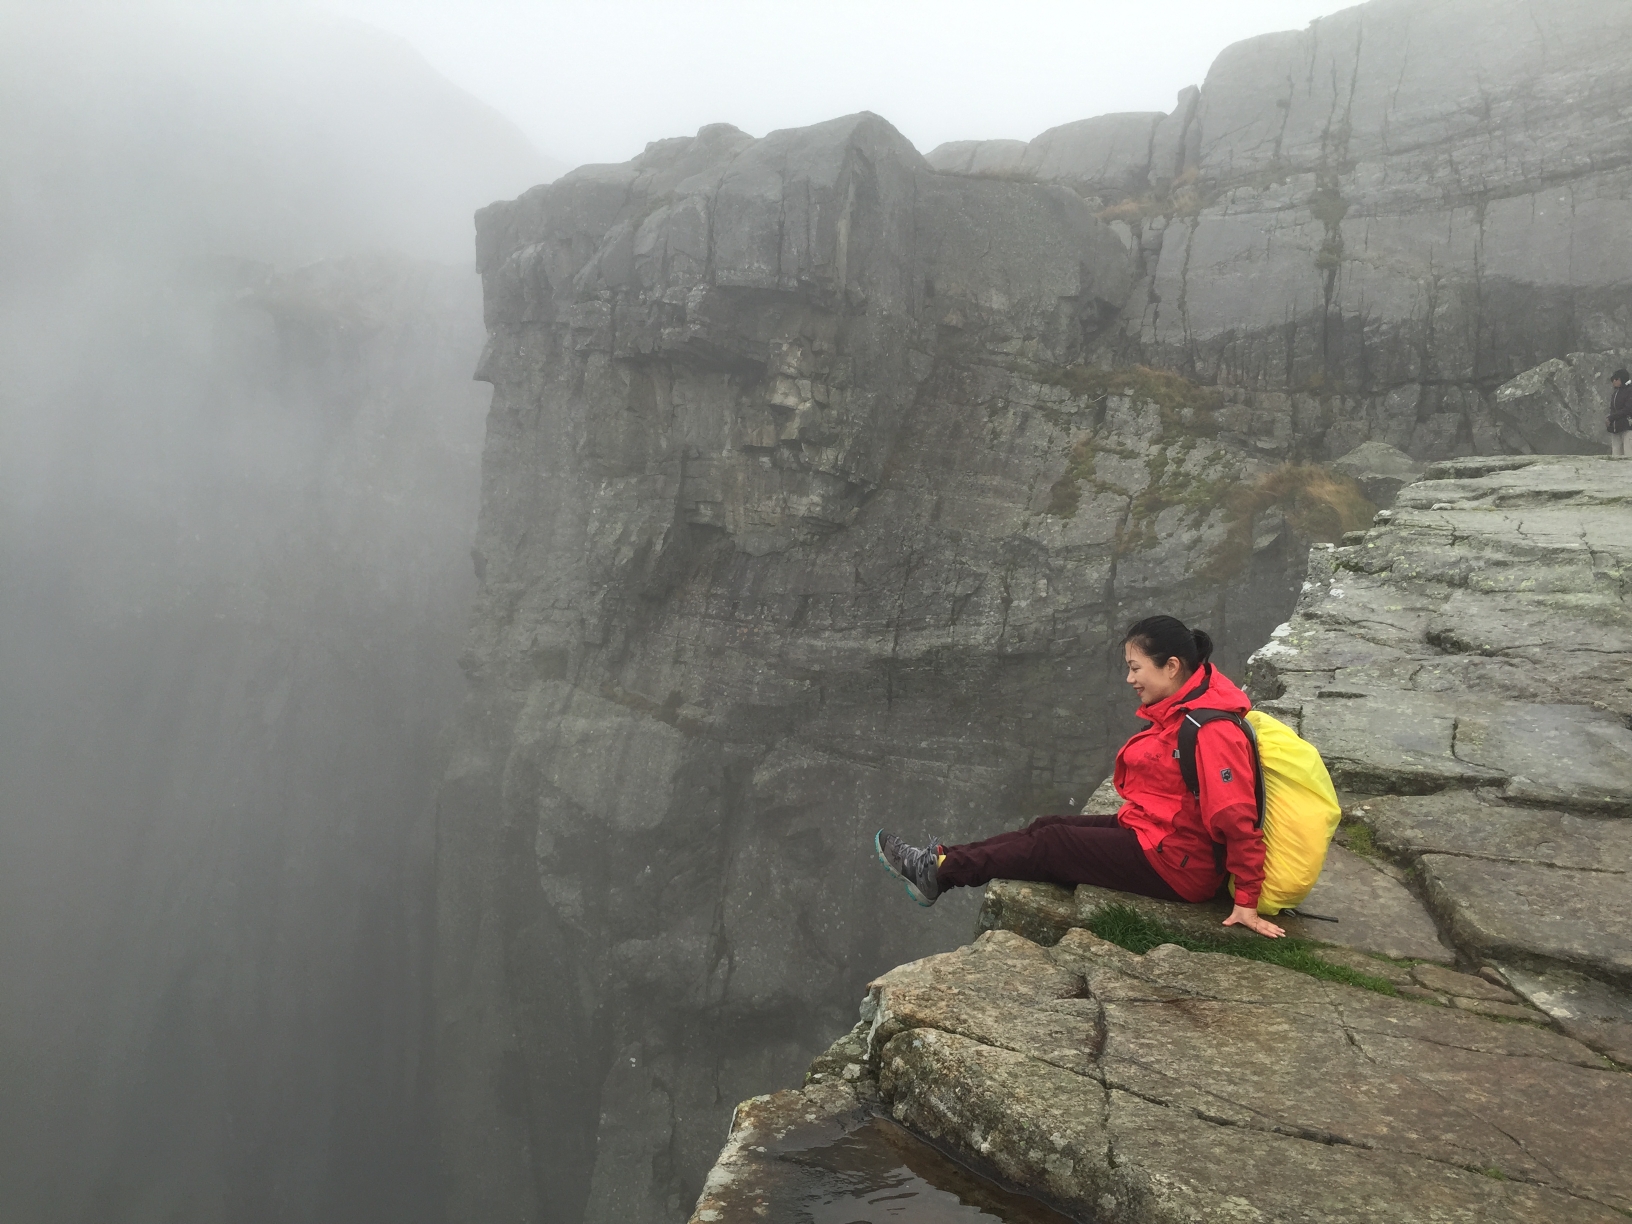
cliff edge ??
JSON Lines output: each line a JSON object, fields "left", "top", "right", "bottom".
{"left": 691, "top": 454, "right": 1632, "bottom": 1222}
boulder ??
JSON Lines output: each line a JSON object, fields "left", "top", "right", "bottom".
{"left": 1017, "top": 111, "right": 1165, "bottom": 193}
{"left": 1329, "top": 440, "right": 1424, "bottom": 506}
{"left": 923, "top": 137, "right": 1027, "bottom": 177}
{"left": 1494, "top": 350, "right": 1632, "bottom": 454}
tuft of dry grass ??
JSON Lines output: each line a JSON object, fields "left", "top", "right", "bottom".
{"left": 1207, "top": 464, "right": 1377, "bottom": 580}
{"left": 1096, "top": 168, "right": 1208, "bottom": 225}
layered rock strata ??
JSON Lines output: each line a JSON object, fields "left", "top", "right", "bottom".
{"left": 1248, "top": 453, "right": 1632, "bottom": 1062}
{"left": 437, "top": 112, "right": 1355, "bottom": 1223}
{"left": 930, "top": 0, "right": 1632, "bottom": 462}
{"left": 441, "top": 2, "right": 1632, "bottom": 1218}
{"left": 975, "top": 455, "right": 1632, "bottom": 1059}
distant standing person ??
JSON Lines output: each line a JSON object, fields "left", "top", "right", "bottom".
{"left": 1610, "top": 368, "right": 1631, "bottom": 458}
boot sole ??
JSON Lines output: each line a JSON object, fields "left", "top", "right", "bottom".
{"left": 874, "top": 829, "right": 934, "bottom": 907}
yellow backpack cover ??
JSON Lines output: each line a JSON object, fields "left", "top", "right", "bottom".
{"left": 1177, "top": 708, "right": 1342, "bottom": 915}
{"left": 1243, "top": 710, "right": 1342, "bottom": 914}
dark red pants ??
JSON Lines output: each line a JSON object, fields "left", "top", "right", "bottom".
{"left": 937, "top": 814, "right": 1185, "bottom": 901}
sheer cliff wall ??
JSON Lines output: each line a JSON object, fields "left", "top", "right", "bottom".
{"left": 435, "top": 114, "right": 1327, "bottom": 1224}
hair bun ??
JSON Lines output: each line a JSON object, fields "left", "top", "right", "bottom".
{"left": 1191, "top": 628, "right": 1214, "bottom": 665}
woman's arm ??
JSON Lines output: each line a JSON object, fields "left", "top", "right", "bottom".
{"left": 1194, "top": 722, "right": 1285, "bottom": 938}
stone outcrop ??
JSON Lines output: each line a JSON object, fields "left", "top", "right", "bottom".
{"left": 1245, "top": 454, "right": 1632, "bottom": 1060}
{"left": 689, "top": 452, "right": 1631, "bottom": 1221}
{"left": 1329, "top": 440, "right": 1423, "bottom": 506}
{"left": 926, "top": 89, "right": 1202, "bottom": 203}
{"left": 1495, "top": 350, "right": 1632, "bottom": 454}
{"left": 1134, "top": 0, "right": 1632, "bottom": 456}
{"left": 438, "top": 111, "right": 1368, "bottom": 1223}
{"left": 695, "top": 929, "right": 1630, "bottom": 1222}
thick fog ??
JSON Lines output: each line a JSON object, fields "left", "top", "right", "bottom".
{"left": 0, "top": 5, "right": 542, "bottom": 1221}
{"left": 0, "top": 2, "right": 1359, "bottom": 1222}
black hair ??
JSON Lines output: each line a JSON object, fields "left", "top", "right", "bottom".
{"left": 1613, "top": 369, "right": 1629, "bottom": 384}
{"left": 1123, "top": 615, "right": 1213, "bottom": 675}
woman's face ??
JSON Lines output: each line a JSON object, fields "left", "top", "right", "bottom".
{"left": 1124, "top": 643, "right": 1189, "bottom": 706}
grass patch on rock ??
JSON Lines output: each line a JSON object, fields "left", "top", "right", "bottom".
{"left": 1086, "top": 902, "right": 1400, "bottom": 996}
{"left": 1204, "top": 463, "right": 1377, "bottom": 581}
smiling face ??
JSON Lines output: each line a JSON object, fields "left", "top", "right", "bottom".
{"left": 1124, "top": 642, "right": 1190, "bottom": 706}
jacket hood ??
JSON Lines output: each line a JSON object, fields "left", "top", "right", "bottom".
{"left": 1134, "top": 662, "right": 1251, "bottom": 725}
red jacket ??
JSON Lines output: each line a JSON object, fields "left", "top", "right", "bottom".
{"left": 1112, "top": 663, "right": 1266, "bottom": 908}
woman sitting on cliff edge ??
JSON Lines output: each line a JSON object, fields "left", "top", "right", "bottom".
{"left": 875, "top": 615, "right": 1287, "bottom": 939}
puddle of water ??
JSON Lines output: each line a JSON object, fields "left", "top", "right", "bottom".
{"left": 766, "top": 1114, "right": 1079, "bottom": 1223}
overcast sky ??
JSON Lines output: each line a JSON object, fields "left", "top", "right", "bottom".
{"left": 320, "top": 0, "right": 1361, "bottom": 172}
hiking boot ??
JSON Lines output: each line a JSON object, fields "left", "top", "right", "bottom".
{"left": 874, "top": 830, "right": 941, "bottom": 906}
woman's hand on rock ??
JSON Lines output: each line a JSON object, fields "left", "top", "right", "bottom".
{"left": 1223, "top": 904, "right": 1285, "bottom": 938}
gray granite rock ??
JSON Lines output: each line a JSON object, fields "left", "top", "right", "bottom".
{"left": 1499, "top": 963, "right": 1632, "bottom": 1066}
{"left": 1495, "top": 350, "right": 1632, "bottom": 455}
{"left": 1017, "top": 111, "right": 1165, "bottom": 193}
{"left": 1411, "top": 962, "right": 1524, "bottom": 1005}
{"left": 827, "top": 930, "right": 1631, "bottom": 1221}
{"left": 927, "top": 104, "right": 1183, "bottom": 197}
{"left": 923, "top": 136, "right": 1028, "bottom": 177}
{"left": 1133, "top": 0, "right": 1632, "bottom": 460}
{"left": 976, "top": 840, "right": 1453, "bottom": 965}
{"left": 449, "top": 5, "right": 1632, "bottom": 1215}
{"left": 1250, "top": 456, "right": 1632, "bottom": 1062}
{"left": 442, "top": 111, "right": 1330, "bottom": 1222}
{"left": 1330, "top": 441, "right": 1424, "bottom": 506}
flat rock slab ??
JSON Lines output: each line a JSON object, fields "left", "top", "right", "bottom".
{"left": 1299, "top": 843, "right": 1456, "bottom": 961}
{"left": 1421, "top": 853, "right": 1632, "bottom": 983}
{"left": 862, "top": 929, "right": 1631, "bottom": 1222}
{"left": 976, "top": 842, "right": 1453, "bottom": 963}
{"left": 1364, "top": 792, "right": 1632, "bottom": 990}
{"left": 1500, "top": 962, "right": 1632, "bottom": 1067}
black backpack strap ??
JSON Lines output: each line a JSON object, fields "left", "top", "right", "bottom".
{"left": 1175, "top": 709, "right": 1266, "bottom": 828}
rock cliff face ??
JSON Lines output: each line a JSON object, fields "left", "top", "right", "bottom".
{"left": 438, "top": 113, "right": 1349, "bottom": 1223}
{"left": 438, "top": 1, "right": 1632, "bottom": 1219}
{"left": 690, "top": 454, "right": 1631, "bottom": 1223}
{"left": 934, "top": 0, "right": 1632, "bottom": 463}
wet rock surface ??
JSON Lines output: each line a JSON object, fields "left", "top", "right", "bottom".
{"left": 699, "top": 929, "right": 1630, "bottom": 1222}
{"left": 687, "top": 1081, "right": 1075, "bottom": 1224}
